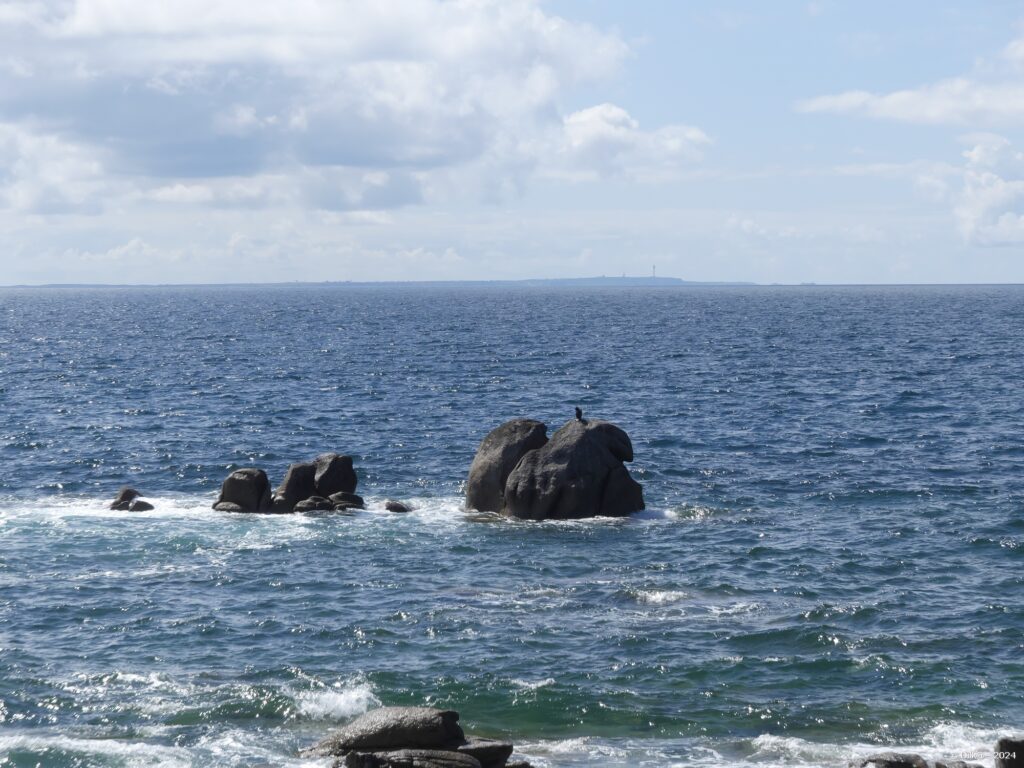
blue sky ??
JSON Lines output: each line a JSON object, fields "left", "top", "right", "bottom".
{"left": 1, "top": 1, "right": 1023, "bottom": 284}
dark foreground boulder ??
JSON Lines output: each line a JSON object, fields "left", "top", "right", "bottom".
{"left": 502, "top": 418, "right": 644, "bottom": 520}
{"left": 456, "top": 738, "right": 513, "bottom": 767}
{"left": 212, "top": 468, "right": 272, "bottom": 512}
{"left": 272, "top": 462, "right": 317, "bottom": 512}
{"left": 385, "top": 500, "right": 412, "bottom": 513}
{"left": 331, "top": 492, "right": 366, "bottom": 509}
{"left": 316, "top": 453, "right": 358, "bottom": 496}
{"left": 294, "top": 495, "right": 334, "bottom": 512}
{"left": 465, "top": 419, "right": 548, "bottom": 513}
{"left": 307, "top": 707, "right": 465, "bottom": 757}
{"left": 339, "top": 750, "right": 480, "bottom": 768}
{"left": 997, "top": 738, "right": 1024, "bottom": 768}
{"left": 855, "top": 754, "right": 929, "bottom": 768}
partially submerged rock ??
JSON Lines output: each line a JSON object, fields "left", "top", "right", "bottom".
{"left": 465, "top": 419, "right": 547, "bottom": 513}
{"left": 856, "top": 753, "right": 929, "bottom": 768}
{"left": 331, "top": 491, "right": 366, "bottom": 509}
{"left": 316, "top": 452, "right": 358, "bottom": 496}
{"left": 308, "top": 707, "right": 465, "bottom": 757}
{"left": 499, "top": 418, "right": 644, "bottom": 520}
{"left": 110, "top": 487, "right": 154, "bottom": 511}
{"left": 272, "top": 462, "right": 317, "bottom": 512}
{"left": 456, "top": 738, "right": 513, "bottom": 767}
{"left": 212, "top": 468, "right": 272, "bottom": 512}
{"left": 294, "top": 495, "right": 334, "bottom": 512}
{"left": 385, "top": 500, "right": 412, "bottom": 513}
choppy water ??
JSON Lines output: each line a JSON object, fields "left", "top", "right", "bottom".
{"left": 0, "top": 284, "right": 1022, "bottom": 767}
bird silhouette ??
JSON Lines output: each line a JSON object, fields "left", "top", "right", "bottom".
{"left": 575, "top": 406, "right": 583, "bottom": 421}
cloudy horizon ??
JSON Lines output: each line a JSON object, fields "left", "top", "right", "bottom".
{"left": 2, "top": 0, "right": 1024, "bottom": 285}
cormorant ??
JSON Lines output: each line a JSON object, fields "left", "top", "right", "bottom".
{"left": 575, "top": 406, "right": 583, "bottom": 421}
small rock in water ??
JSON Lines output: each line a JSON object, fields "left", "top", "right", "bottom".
{"left": 330, "top": 491, "right": 365, "bottom": 508}
{"left": 385, "top": 500, "right": 412, "bottom": 513}
{"left": 294, "top": 495, "right": 334, "bottom": 512}
{"left": 109, "top": 486, "right": 142, "bottom": 510}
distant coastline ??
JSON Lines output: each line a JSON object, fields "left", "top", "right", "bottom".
{"left": 4, "top": 275, "right": 754, "bottom": 289}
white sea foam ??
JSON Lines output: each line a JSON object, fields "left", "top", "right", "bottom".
{"left": 634, "top": 589, "right": 689, "bottom": 605}
{"left": 0, "top": 733, "right": 191, "bottom": 767}
{"left": 294, "top": 682, "right": 379, "bottom": 720}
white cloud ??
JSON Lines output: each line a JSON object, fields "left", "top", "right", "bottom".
{"left": 954, "top": 133, "right": 1024, "bottom": 245}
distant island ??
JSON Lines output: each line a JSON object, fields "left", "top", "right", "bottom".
{"left": 6, "top": 276, "right": 756, "bottom": 289}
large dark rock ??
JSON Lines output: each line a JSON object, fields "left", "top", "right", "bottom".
{"left": 465, "top": 419, "right": 548, "bottom": 513}
{"left": 307, "top": 707, "right": 465, "bottom": 757}
{"left": 856, "top": 754, "right": 929, "bottom": 768}
{"left": 997, "top": 738, "right": 1024, "bottom": 768}
{"left": 455, "top": 738, "right": 513, "bottom": 767}
{"left": 212, "top": 469, "right": 272, "bottom": 513}
{"left": 272, "top": 462, "right": 317, "bottom": 512}
{"left": 502, "top": 418, "right": 644, "bottom": 520}
{"left": 316, "top": 453, "right": 358, "bottom": 496}
{"left": 339, "top": 750, "right": 481, "bottom": 768}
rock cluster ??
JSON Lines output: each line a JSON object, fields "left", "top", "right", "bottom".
{"left": 466, "top": 416, "right": 644, "bottom": 520}
{"left": 304, "top": 707, "right": 531, "bottom": 768}
{"left": 852, "top": 738, "right": 1023, "bottom": 768}
{"left": 212, "top": 453, "right": 368, "bottom": 513}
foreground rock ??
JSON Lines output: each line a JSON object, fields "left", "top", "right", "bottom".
{"left": 856, "top": 754, "right": 929, "bottom": 768}
{"left": 385, "top": 500, "right": 412, "bottom": 513}
{"left": 483, "top": 417, "right": 644, "bottom": 520}
{"left": 307, "top": 707, "right": 529, "bottom": 768}
{"left": 465, "top": 419, "right": 548, "bottom": 513}
{"left": 996, "top": 737, "right": 1023, "bottom": 768}
{"left": 109, "top": 487, "right": 154, "bottom": 511}
{"left": 212, "top": 469, "right": 272, "bottom": 512}
{"left": 308, "top": 707, "right": 465, "bottom": 756}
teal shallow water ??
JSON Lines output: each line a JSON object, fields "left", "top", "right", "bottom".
{"left": 0, "top": 285, "right": 1022, "bottom": 766}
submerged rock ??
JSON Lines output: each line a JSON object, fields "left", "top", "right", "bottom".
{"left": 502, "top": 418, "right": 644, "bottom": 520}
{"left": 385, "top": 500, "right": 412, "bottom": 513}
{"left": 272, "top": 462, "right": 317, "bottom": 512}
{"left": 465, "top": 419, "right": 548, "bottom": 513}
{"left": 316, "top": 452, "right": 358, "bottom": 496}
{"left": 213, "top": 468, "right": 272, "bottom": 512}
{"left": 339, "top": 750, "right": 481, "bottom": 768}
{"left": 307, "top": 707, "right": 465, "bottom": 757}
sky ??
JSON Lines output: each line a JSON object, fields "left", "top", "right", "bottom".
{"left": 1, "top": 0, "right": 1024, "bottom": 285}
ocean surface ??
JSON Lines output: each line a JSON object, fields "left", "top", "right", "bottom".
{"left": 0, "top": 284, "right": 1022, "bottom": 767}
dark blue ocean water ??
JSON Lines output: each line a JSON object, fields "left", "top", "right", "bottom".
{"left": 0, "top": 284, "right": 1022, "bottom": 767}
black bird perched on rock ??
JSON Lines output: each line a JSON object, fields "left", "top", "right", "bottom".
{"left": 575, "top": 406, "right": 583, "bottom": 421}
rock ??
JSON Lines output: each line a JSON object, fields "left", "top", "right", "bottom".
{"left": 997, "top": 738, "right": 1024, "bottom": 768}
{"left": 455, "top": 738, "right": 513, "bottom": 767}
{"left": 504, "top": 762, "right": 532, "bottom": 768}
{"left": 272, "top": 462, "right": 317, "bottom": 512}
{"left": 128, "top": 498, "right": 155, "bottom": 511}
{"left": 339, "top": 750, "right": 481, "bottom": 768}
{"left": 315, "top": 452, "right": 358, "bottom": 496}
{"left": 294, "top": 495, "right": 334, "bottom": 512}
{"left": 465, "top": 419, "right": 548, "bottom": 513}
{"left": 503, "top": 418, "right": 644, "bottom": 520}
{"left": 857, "top": 753, "right": 929, "bottom": 768}
{"left": 307, "top": 707, "right": 465, "bottom": 757}
{"left": 330, "top": 492, "right": 366, "bottom": 509}
{"left": 936, "top": 762, "right": 984, "bottom": 768}
{"left": 213, "top": 468, "right": 272, "bottom": 513}
{"left": 385, "top": 500, "right": 412, "bottom": 513}
{"left": 109, "top": 486, "right": 142, "bottom": 510}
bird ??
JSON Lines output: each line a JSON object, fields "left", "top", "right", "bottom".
{"left": 575, "top": 406, "right": 583, "bottom": 421}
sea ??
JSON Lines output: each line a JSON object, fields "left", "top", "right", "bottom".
{"left": 0, "top": 284, "right": 1021, "bottom": 767}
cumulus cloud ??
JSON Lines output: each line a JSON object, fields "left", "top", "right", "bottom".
{"left": 954, "top": 133, "right": 1024, "bottom": 245}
